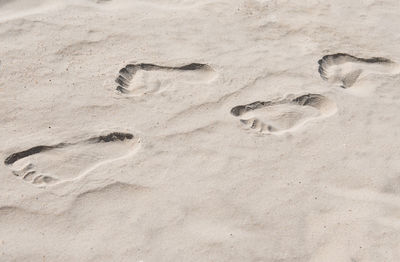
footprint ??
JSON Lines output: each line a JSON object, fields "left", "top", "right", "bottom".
{"left": 231, "top": 94, "right": 337, "bottom": 134}
{"left": 4, "top": 132, "right": 140, "bottom": 186}
{"left": 318, "top": 53, "right": 400, "bottom": 88}
{"left": 115, "top": 63, "right": 217, "bottom": 96}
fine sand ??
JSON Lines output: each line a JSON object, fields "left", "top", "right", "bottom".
{"left": 1, "top": 0, "right": 400, "bottom": 261}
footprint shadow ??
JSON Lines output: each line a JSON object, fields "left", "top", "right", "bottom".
{"left": 231, "top": 94, "right": 337, "bottom": 135}
{"left": 4, "top": 132, "right": 140, "bottom": 187}
{"left": 115, "top": 63, "right": 217, "bottom": 97}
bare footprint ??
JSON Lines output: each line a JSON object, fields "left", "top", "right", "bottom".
{"left": 231, "top": 94, "right": 337, "bottom": 134}
{"left": 4, "top": 132, "right": 140, "bottom": 187}
{"left": 318, "top": 53, "right": 400, "bottom": 88}
{"left": 115, "top": 63, "right": 217, "bottom": 96}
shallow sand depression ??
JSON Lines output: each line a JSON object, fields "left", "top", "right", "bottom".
{"left": 1, "top": 0, "right": 400, "bottom": 261}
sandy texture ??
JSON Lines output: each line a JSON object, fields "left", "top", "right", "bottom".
{"left": 1, "top": 0, "right": 400, "bottom": 261}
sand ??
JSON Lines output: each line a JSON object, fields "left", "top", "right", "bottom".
{"left": 1, "top": 0, "right": 400, "bottom": 261}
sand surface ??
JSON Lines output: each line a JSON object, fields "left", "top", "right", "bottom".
{"left": 1, "top": 0, "right": 400, "bottom": 261}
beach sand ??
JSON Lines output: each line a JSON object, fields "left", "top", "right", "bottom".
{"left": 1, "top": 0, "right": 400, "bottom": 261}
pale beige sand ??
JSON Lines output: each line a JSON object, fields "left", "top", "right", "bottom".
{"left": 1, "top": 0, "right": 400, "bottom": 261}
